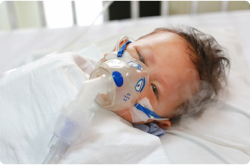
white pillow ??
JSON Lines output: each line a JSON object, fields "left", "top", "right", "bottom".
{"left": 161, "top": 28, "right": 250, "bottom": 164}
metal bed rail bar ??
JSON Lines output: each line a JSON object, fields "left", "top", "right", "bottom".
{"left": 2, "top": 1, "right": 249, "bottom": 30}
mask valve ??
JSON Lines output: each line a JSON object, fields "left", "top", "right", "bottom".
{"left": 112, "top": 71, "right": 123, "bottom": 87}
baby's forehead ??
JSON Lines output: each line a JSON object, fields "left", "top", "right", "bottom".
{"left": 137, "top": 32, "right": 191, "bottom": 57}
{"left": 136, "top": 31, "right": 198, "bottom": 79}
{"left": 143, "top": 32, "right": 199, "bottom": 101}
{"left": 139, "top": 31, "right": 188, "bottom": 45}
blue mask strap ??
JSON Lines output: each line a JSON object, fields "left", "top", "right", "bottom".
{"left": 117, "top": 41, "right": 132, "bottom": 57}
{"left": 134, "top": 103, "right": 162, "bottom": 119}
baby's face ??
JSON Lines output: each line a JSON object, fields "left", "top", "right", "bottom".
{"left": 107, "top": 32, "right": 199, "bottom": 125}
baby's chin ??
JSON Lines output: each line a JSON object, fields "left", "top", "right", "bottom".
{"left": 113, "top": 108, "right": 153, "bottom": 124}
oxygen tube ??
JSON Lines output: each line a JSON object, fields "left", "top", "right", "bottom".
{"left": 42, "top": 75, "right": 115, "bottom": 164}
{"left": 176, "top": 125, "right": 250, "bottom": 156}
{"left": 42, "top": 2, "right": 114, "bottom": 163}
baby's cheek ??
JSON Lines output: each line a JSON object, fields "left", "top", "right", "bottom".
{"left": 142, "top": 88, "right": 169, "bottom": 117}
{"left": 115, "top": 108, "right": 133, "bottom": 122}
{"left": 142, "top": 89, "right": 157, "bottom": 109}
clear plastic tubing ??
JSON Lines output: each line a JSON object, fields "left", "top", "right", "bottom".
{"left": 43, "top": 75, "right": 114, "bottom": 164}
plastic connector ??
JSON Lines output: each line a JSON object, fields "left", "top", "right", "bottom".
{"left": 43, "top": 135, "right": 70, "bottom": 164}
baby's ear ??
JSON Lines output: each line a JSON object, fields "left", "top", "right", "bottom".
{"left": 153, "top": 120, "right": 171, "bottom": 129}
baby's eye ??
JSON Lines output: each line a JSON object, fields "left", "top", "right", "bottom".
{"left": 151, "top": 84, "right": 159, "bottom": 99}
{"left": 137, "top": 51, "right": 145, "bottom": 64}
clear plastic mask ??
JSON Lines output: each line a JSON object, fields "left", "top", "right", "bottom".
{"left": 90, "top": 50, "right": 149, "bottom": 112}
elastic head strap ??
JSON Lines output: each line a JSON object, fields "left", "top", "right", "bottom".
{"left": 134, "top": 103, "right": 165, "bottom": 119}
{"left": 117, "top": 41, "right": 132, "bottom": 57}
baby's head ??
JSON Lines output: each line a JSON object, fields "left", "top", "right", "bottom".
{"left": 105, "top": 26, "right": 229, "bottom": 128}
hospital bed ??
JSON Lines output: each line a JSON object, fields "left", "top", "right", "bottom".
{"left": 0, "top": 3, "right": 250, "bottom": 164}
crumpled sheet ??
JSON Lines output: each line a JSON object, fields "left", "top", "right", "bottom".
{"left": 0, "top": 49, "right": 171, "bottom": 164}
{"left": 133, "top": 123, "right": 166, "bottom": 138}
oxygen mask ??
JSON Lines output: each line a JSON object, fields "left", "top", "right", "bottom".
{"left": 90, "top": 39, "right": 168, "bottom": 122}
{"left": 90, "top": 46, "right": 149, "bottom": 112}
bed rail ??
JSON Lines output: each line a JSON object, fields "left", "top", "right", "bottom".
{"left": 0, "top": 1, "right": 249, "bottom": 30}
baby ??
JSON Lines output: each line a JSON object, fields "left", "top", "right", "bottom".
{"left": 103, "top": 26, "right": 229, "bottom": 129}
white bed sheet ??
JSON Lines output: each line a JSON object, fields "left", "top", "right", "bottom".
{"left": 0, "top": 10, "right": 250, "bottom": 164}
{"left": 0, "top": 49, "right": 171, "bottom": 164}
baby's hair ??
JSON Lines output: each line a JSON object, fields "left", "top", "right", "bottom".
{"left": 138, "top": 26, "right": 230, "bottom": 124}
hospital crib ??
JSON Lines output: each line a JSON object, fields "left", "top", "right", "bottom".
{"left": 1, "top": 1, "right": 250, "bottom": 29}
{"left": 0, "top": 1, "right": 250, "bottom": 164}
